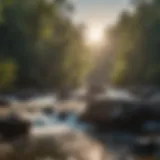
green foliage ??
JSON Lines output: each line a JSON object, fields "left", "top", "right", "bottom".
{"left": 0, "top": 58, "right": 17, "bottom": 90}
{"left": 109, "top": 0, "right": 160, "bottom": 86}
{"left": 0, "top": 0, "right": 90, "bottom": 90}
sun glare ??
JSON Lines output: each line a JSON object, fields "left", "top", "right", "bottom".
{"left": 85, "top": 25, "right": 104, "bottom": 45}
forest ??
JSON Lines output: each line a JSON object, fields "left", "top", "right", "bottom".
{"left": 0, "top": 0, "right": 90, "bottom": 91}
{"left": 0, "top": 0, "right": 160, "bottom": 91}
{"left": 109, "top": 0, "right": 160, "bottom": 87}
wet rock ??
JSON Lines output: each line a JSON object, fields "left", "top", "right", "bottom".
{"left": 80, "top": 99, "right": 136, "bottom": 123}
{"left": 42, "top": 107, "right": 55, "bottom": 115}
{"left": 80, "top": 98, "right": 160, "bottom": 133}
{"left": 0, "top": 98, "right": 10, "bottom": 107}
{"left": 0, "top": 114, "right": 31, "bottom": 141}
{"left": 132, "top": 141, "right": 158, "bottom": 156}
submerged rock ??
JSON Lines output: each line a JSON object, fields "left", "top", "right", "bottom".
{"left": 58, "top": 112, "right": 69, "bottom": 121}
{"left": 42, "top": 107, "right": 55, "bottom": 115}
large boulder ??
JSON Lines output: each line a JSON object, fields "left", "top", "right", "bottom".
{"left": 80, "top": 98, "right": 160, "bottom": 133}
{"left": 80, "top": 98, "right": 138, "bottom": 122}
{"left": 80, "top": 99, "right": 115, "bottom": 124}
{"left": 0, "top": 114, "right": 31, "bottom": 141}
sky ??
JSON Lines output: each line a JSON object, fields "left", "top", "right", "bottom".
{"left": 72, "top": 0, "right": 131, "bottom": 29}
{"left": 71, "top": 0, "right": 131, "bottom": 44}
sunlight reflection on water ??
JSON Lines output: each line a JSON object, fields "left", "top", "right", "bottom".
{"left": 26, "top": 113, "right": 137, "bottom": 160}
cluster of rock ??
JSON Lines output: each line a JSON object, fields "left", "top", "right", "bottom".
{"left": 80, "top": 97, "right": 160, "bottom": 133}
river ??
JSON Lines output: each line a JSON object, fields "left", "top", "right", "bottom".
{"left": 1, "top": 89, "right": 160, "bottom": 160}
{"left": 22, "top": 111, "right": 157, "bottom": 160}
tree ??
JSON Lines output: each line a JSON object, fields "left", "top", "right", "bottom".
{"left": 108, "top": 0, "right": 160, "bottom": 86}
{"left": 0, "top": 0, "right": 90, "bottom": 90}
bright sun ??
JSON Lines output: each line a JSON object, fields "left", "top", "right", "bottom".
{"left": 85, "top": 25, "right": 104, "bottom": 45}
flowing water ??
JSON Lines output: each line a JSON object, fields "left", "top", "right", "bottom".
{"left": 26, "top": 112, "right": 140, "bottom": 160}
{"left": 1, "top": 90, "right": 159, "bottom": 160}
